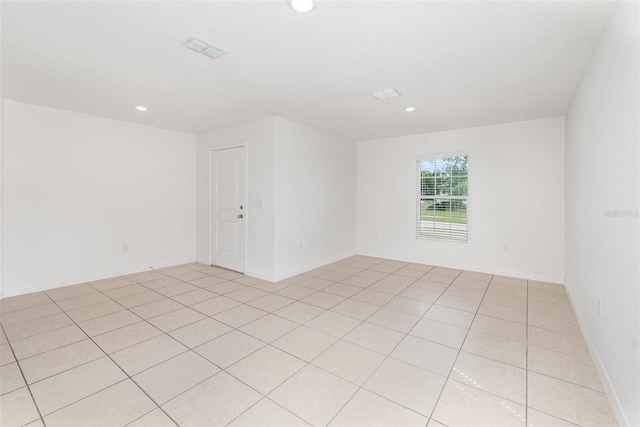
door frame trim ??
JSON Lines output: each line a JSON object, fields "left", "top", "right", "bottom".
{"left": 208, "top": 143, "right": 248, "bottom": 273}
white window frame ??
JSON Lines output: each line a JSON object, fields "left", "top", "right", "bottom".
{"left": 416, "top": 153, "right": 469, "bottom": 242}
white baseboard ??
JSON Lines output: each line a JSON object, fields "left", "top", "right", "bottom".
{"left": 271, "top": 251, "right": 358, "bottom": 282}
{"left": 195, "top": 257, "right": 210, "bottom": 265}
{"left": 0, "top": 258, "right": 196, "bottom": 299}
{"left": 245, "top": 251, "right": 357, "bottom": 283}
{"left": 194, "top": 252, "right": 564, "bottom": 285}
{"left": 563, "top": 283, "right": 629, "bottom": 426}
{"left": 355, "top": 251, "right": 564, "bottom": 284}
{"left": 462, "top": 265, "right": 563, "bottom": 284}
{"left": 243, "top": 270, "right": 277, "bottom": 282}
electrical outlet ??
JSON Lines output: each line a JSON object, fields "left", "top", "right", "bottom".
{"left": 502, "top": 244, "right": 508, "bottom": 251}
{"left": 122, "top": 243, "right": 128, "bottom": 252}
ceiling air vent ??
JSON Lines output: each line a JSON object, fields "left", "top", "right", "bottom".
{"left": 370, "top": 88, "right": 401, "bottom": 100}
{"left": 186, "top": 37, "right": 226, "bottom": 59}
{"left": 202, "top": 46, "right": 225, "bottom": 59}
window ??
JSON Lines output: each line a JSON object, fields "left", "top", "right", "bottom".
{"left": 416, "top": 155, "right": 468, "bottom": 241}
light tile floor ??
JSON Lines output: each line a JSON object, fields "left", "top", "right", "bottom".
{"left": 0, "top": 256, "right": 618, "bottom": 427}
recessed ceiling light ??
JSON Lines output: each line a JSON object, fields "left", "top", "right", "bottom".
{"left": 135, "top": 105, "right": 148, "bottom": 111}
{"left": 404, "top": 106, "right": 417, "bottom": 112}
{"left": 289, "top": 0, "right": 317, "bottom": 13}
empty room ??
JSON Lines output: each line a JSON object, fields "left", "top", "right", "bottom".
{"left": 0, "top": 1, "right": 638, "bottom": 426}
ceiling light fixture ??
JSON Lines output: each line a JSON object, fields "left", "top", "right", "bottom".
{"left": 370, "top": 88, "right": 401, "bottom": 100}
{"left": 135, "top": 105, "right": 148, "bottom": 111}
{"left": 404, "top": 106, "right": 417, "bottom": 112}
{"left": 185, "top": 37, "right": 226, "bottom": 60}
{"left": 289, "top": 0, "right": 317, "bottom": 13}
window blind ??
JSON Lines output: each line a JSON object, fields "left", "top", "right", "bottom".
{"left": 416, "top": 156, "right": 468, "bottom": 241}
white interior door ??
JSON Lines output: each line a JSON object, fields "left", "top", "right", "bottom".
{"left": 210, "top": 147, "right": 246, "bottom": 272}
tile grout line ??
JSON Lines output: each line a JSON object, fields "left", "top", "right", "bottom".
{"left": 4, "top": 268, "right": 506, "bottom": 360}
{"left": 5, "top": 281, "right": 517, "bottom": 353}
{"left": 273, "top": 270, "right": 398, "bottom": 425}
{"left": 119, "top": 260, "right": 385, "bottom": 342}
{"left": 209, "top": 262, "right": 463, "bottom": 426}
{"left": 459, "top": 278, "right": 532, "bottom": 416}
{"left": 218, "top": 263, "right": 387, "bottom": 425}
{"left": 304, "top": 278, "right": 606, "bottom": 398}
{"left": 18, "top": 349, "right": 107, "bottom": 388}
{"left": 19, "top": 269, "right": 334, "bottom": 402}
{"left": 90, "top": 262, "right": 384, "bottom": 427}
{"left": 227, "top": 265, "right": 539, "bottom": 426}
{"left": 221, "top": 258, "right": 405, "bottom": 427}
{"left": 323, "top": 264, "right": 443, "bottom": 426}
{"left": 6, "top": 261, "right": 474, "bottom": 344}
{"left": 0, "top": 300, "right": 54, "bottom": 317}
{"left": 75, "top": 270, "right": 274, "bottom": 346}
{"left": 40, "top": 289, "right": 183, "bottom": 426}
{"left": 2, "top": 258, "right": 589, "bottom": 427}
{"left": 0, "top": 322, "right": 47, "bottom": 427}
{"left": 134, "top": 298, "right": 337, "bottom": 426}
{"left": 425, "top": 269, "right": 493, "bottom": 425}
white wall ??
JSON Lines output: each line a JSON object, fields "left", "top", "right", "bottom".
{"left": 565, "top": 1, "right": 639, "bottom": 425}
{"left": 273, "top": 117, "right": 356, "bottom": 280}
{"left": 357, "top": 117, "right": 565, "bottom": 282}
{"left": 196, "top": 117, "right": 357, "bottom": 281}
{"left": 1, "top": 100, "right": 196, "bottom": 297}
{"left": 196, "top": 117, "right": 276, "bottom": 279}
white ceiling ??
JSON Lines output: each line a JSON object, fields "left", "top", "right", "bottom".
{"left": 1, "top": 1, "right": 616, "bottom": 141}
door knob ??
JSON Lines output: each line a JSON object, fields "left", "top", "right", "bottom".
{"left": 237, "top": 214, "right": 243, "bottom": 219}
